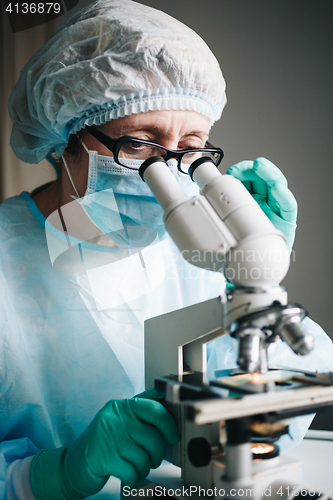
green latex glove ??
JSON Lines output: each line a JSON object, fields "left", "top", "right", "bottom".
{"left": 30, "top": 398, "right": 179, "bottom": 499}
{"left": 227, "top": 157, "right": 297, "bottom": 253}
{"left": 135, "top": 387, "right": 165, "bottom": 403}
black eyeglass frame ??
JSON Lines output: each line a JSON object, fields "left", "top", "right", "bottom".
{"left": 85, "top": 126, "right": 224, "bottom": 174}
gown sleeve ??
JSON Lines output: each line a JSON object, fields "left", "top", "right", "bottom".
{"left": 0, "top": 440, "right": 38, "bottom": 500}
{"left": 0, "top": 255, "right": 39, "bottom": 499}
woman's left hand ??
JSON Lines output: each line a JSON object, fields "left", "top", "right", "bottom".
{"left": 226, "top": 157, "right": 297, "bottom": 253}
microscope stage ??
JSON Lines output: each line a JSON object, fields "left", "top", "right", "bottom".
{"left": 156, "top": 368, "right": 333, "bottom": 424}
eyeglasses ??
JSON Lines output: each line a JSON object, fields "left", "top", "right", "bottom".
{"left": 85, "top": 126, "right": 224, "bottom": 174}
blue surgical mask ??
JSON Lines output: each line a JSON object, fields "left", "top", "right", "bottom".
{"left": 62, "top": 144, "right": 198, "bottom": 250}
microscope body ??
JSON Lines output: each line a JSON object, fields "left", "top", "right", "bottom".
{"left": 140, "top": 157, "right": 331, "bottom": 499}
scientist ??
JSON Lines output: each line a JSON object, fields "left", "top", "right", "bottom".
{"left": 1, "top": 0, "right": 333, "bottom": 499}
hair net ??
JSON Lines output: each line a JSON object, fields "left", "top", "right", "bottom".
{"left": 8, "top": 0, "right": 227, "bottom": 164}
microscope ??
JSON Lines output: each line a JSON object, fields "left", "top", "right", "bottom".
{"left": 138, "top": 156, "right": 333, "bottom": 499}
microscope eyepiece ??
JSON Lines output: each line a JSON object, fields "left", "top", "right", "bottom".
{"left": 138, "top": 156, "right": 166, "bottom": 181}
{"left": 188, "top": 156, "right": 217, "bottom": 181}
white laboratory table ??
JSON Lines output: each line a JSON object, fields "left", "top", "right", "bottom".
{"left": 88, "top": 430, "right": 333, "bottom": 499}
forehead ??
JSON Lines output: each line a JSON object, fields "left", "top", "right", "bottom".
{"left": 98, "top": 110, "right": 210, "bottom": 137}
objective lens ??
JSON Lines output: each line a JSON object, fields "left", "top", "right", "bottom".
{"left": 279, "top": 318, "right": 314, "bottom": 355}
{"left": 237, "top": 327, "right": 264, "bottom": 373}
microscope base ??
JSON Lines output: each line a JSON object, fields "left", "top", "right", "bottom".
{"left": 212, "top": 454, "right": 301, "bottom": 500}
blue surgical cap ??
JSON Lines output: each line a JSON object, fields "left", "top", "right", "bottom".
{"left": 8, "top": 0, "right": 227, "bottom": 164}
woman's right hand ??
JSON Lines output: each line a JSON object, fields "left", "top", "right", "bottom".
{"left": 30, "top": 398, "right": 179, "bottom": 499}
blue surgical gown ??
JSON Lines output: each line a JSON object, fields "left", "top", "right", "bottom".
{"left": 0, "top": 192, "right": 333, "bottom": 497}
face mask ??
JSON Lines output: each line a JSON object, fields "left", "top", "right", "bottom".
{"left": 62, "top": 143, "right": 199, "bottom": 250}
